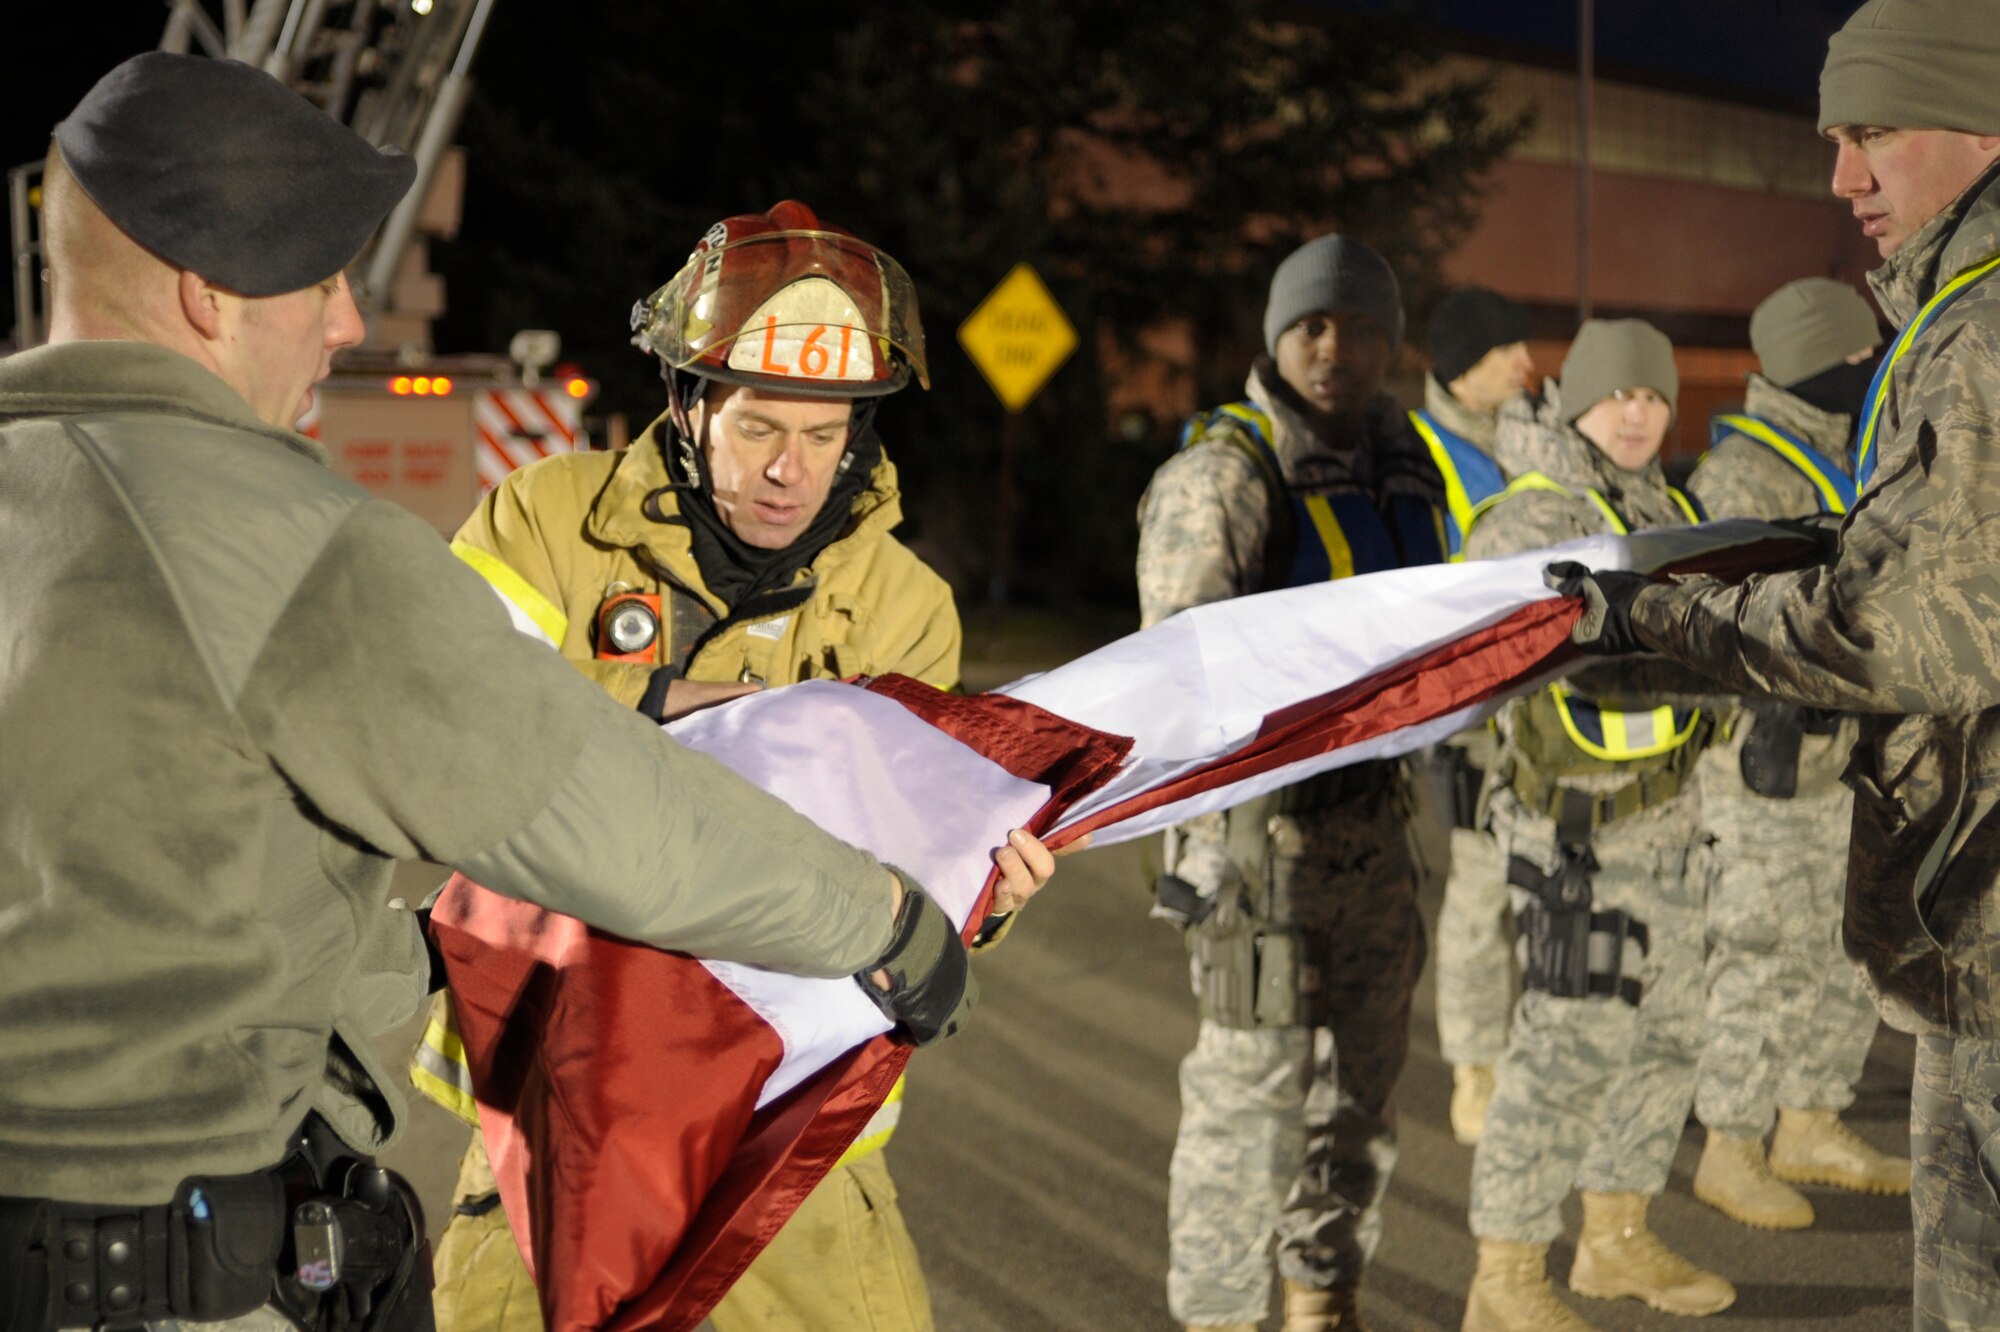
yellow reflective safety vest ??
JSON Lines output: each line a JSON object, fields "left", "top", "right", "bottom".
{"left": 1708, "top": 414, "right": 1856, "bottom": 515}
{"left": 1409, "top": 409, "right": 1508, "bottom": 560}
{"left": 1472, "top": 471, "right": 1707, "bottom": 778}
{"left": 1181, "top": 401, "right": 1446, "bottom": 587}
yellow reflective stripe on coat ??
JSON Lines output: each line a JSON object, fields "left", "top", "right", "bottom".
{"left": 451, "top": 540, "right": 568, "bottom": 648}
{"left": 1712, "top": 415, "right": 1851, "bottom": 515}
{"left": 1550, "top": 685, "right": 1702, "bottom": 762}
{"left": 410, "top": 999, "right": 481, "bottom": 1127}
{"left": 833, "top": 1075, "right": 906, "bottom": 1166}
{"left": 1409, "top": 411, "right": 1476, "bottom": 558}
{"left": 1668, "top": 488, "right": 1700, "bottom": 525}
{"left": 1301, "top": 495, "right": 1357, "bottom": 579}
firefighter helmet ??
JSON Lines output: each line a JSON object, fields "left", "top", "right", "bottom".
{"left": 631, "top": 201, "right": 927, "bottom": 398}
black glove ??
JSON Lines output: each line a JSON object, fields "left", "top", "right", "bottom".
{"left": 1543, "top": 561, "right": 1652, "bottom": 655}
{"left": 854, "top": 873, "right": 974, "bottom": 1045}
{"left": 1150, "top": 872, "right": 1218, "bottom": 927}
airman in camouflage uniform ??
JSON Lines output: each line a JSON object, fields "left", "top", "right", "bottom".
{"left": 1559, "top": 5, "right": 2000, "bottom": 1324}
{"left": 1685, "top": 278, "right": 1908, "bottom": 1234}
{"left": 1459, "top": 321, "right": 1733, "bottom": 1332}
{"left": 1414, "top": 288, "right": 1538, "bottom": 1146}
{"left": 1138, "top": 235, "right": 1443, "bottom": 1332}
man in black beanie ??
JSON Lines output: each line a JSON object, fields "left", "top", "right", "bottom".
{"left": 0, "top": 51, "right": 1014, "bottom": 1332}
{"left": 1412, "top": 286, "right": 1535, "bottom": 1152}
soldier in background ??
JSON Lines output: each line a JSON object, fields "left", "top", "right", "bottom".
{"left": 1459, "top": 321, "right": 1731, "bottom": 1332}
{"left": 1686, "top": 278, "right": 1909, "bottom": 1233}
{"left": 1138, "top": 234, "right": 1444, "bottom": 1332}
{"left": 1411, "top": 286, "right": 1536, "bottom": 1144}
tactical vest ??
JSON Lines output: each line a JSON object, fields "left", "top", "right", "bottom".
{"left": 1409, "top": 409, "right": 1507, "bottom": 559}
{"left": 1469, "top": 470, "right": 1710, "bottom": 821}
{"left": 1708, "top": 414, "right": 1855, "bottom": 515}
{"left": 1857, "top": 251, "right": 2000, "bottom": 488}
{"left": 1181, "top": 400, "right": 1446, "bottom": 591}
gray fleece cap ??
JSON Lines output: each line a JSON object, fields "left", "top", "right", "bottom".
{"left": 1263, "top": 234, "right": 1404, "bottom": 354}
{"left": 1559, "top": 319, "right": 1678, "bottom": 425}
{"left": 1819, "top": 0, "right": 2000, "bottom": 136}
{"left": 54, "top": 52, "right": 415, "bottom": 296}
{"left": 1750, "top": 278, "right": 1882, "bottom": 387}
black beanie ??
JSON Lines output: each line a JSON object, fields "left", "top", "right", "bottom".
{"left": 1429, "top": 287, "right": 1532, "bottom": 387}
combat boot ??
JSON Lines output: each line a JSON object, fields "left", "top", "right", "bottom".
{"left": 1769, "top": 1106, "right": 1911, "bottom": 1195}
{"left": 1568, "top": 1191, "right": 1736, "bottom": 1316}
{"left": 1693, "top": 1131, "right": 1814, "bottom": 1229}
{"left": 1283, "top": 1278, "right": 1362, "bottom": 1330}
{"left": 1450, "top": 1064, "right": 1495, "bottom": 1146}
{"left": 1460, "top": 1239, "right": 1599, "bottom": 1332}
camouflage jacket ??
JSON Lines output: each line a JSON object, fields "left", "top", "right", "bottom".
{"left": 1466, "top": 387, "right": 1712, "bottom": 791}
{"left": 1136, "top": 359, "right": 1439, "bottom": 891}
{"left": 1691, "top": 374, "right": 1857, "bottom": 523}
{"left": 1632, "top": 163, "right": 2000, "bottom": 1037}
{"left": 1689, "top": 376, "right": 1860, "bottom": 798}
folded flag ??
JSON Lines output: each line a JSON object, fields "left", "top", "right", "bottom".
{"left": 426, "top": 521, "right": 1809, "bottom": 1330}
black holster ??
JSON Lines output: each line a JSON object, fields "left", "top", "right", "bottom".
{"left": 1738, "top": 701, "right": 1843, "bottom": 799}
{"left": 1509, "top": 848, "right": 1648, "bottom": 1006}
{"left": 1446, "top": 748, "right": 1486, "bottom": 831}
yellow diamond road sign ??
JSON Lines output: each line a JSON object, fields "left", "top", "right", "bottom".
{"left": 957, "top": 263, "right": 1078, "bottom": 413}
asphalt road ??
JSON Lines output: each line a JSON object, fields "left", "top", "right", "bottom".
{"left": 374, "top": 784, "right": 1920, "bottom": 1332}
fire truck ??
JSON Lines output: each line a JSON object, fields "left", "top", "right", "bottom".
{"left": 8, "top": 0, "right": 593, "bottom": 538}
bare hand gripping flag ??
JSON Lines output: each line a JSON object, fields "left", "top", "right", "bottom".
{"left": 425, "top": 522, "right": 1809, "bottom": 1330}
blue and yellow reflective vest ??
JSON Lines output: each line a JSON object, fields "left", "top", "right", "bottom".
{"left": 1180, "top": 401, "right": 1445, "bottom": 589}
{"left": 1409, "top": 409, "right": 1508, "bottom": 559}
{"left": 1469, "top": 470, "right": 1705, "bottom": 769}
{"left": 1707, "top": 414, "right": 1856, "bottom": 515}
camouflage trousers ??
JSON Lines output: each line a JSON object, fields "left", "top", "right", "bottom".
{"left": 1435, "top": 823, "right": 1513, "bottom": 1067}
{"left": 1469, "top": 789, "right": 1705, "bottom": 1242}
{"left": 1167, "top": 803, "right": 1424, "bottom": 1324}
{"left": 1693, "top": 748, "right": 1876, "bottom": 1138}
{"left": 1912, "top": 1034, "right": 2000, "bottom": 1331}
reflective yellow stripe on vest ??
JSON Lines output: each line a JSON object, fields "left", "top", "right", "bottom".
{"left": 1857, "top": 251, "right": 2000, "bottom": 482}
{"left": 1409, "top": 411, "right": 1476, "bottom": 558}
{"left": 451, "top": 540, "right": 569, "bottom": 649}
{"left": 1301, "top": 495, "right": 1357, "bottom": 580}
{"left": 1471, "top": 471, "right": 1629, "bottom": 535}
{"left": 1550, "top": 685, "right": 1702, "bottom": 762}
{"left": 1712, "top": 415, "right": 1851, "bottom": 515}
{"left": 834, "top": 1076, "right": 907, "bottom": 1166}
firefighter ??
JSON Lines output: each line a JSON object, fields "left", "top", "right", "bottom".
{"left": 422, "top": 202, "right": 1057, "bottom": 1332}
{"left": 1459, "top": 321, "right": 1731, "bottom": 1332}
{"left": 1413, "top": 286, "right": 1536, "bottom": 1145}
{"left": 1138, "top": 233, "right": 1443, "bottom": 1332}
{"left": 1686, "top": 278, "right": 1908, "bottom": 1232}
{"left": 0, "top": 59, "right": 995, "bottom": 1332}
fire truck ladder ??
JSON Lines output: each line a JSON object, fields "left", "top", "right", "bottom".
{"left": 8, "top": 0, "right": 495, "bottom": 347}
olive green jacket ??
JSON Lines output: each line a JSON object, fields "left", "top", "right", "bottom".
{"left": 0, "top": 343, "right": 894, "bottom": 1204}
{"left": 1634, "top": 164, "right": 2000, "bottom": 1037}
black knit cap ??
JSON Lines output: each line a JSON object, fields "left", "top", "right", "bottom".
{"left": 53, "top": 52, "right": 416, "bottom": 296}
{"left": 1428, "top": 287, "right": 1532, "bottom": 387}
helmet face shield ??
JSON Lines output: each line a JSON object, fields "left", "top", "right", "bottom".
{"left": 634, "top": 228, "right": 928, "bottom": 397}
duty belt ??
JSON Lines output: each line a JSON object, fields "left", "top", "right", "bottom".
{"left": 1509, "top": 762, "right": 1686, "bottom": 839}
{"left": 0, "top": 1115, "right": 431, "bottom": 1331}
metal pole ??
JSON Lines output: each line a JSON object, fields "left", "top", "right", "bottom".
{"left": 9, "top": 163, "right": 41, "bottom": 350}
{"left": 1576, "top": 0, "right": 1594, "bottom": 325}
{"left": 358, "top": 0, "right": 499, "bottom": 315}
{"left": 988, "top": 410, "right": 1021, "bottom": 609}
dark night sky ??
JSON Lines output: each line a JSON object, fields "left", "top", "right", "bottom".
{"left": 4, "top": 1, "right": 1862, "bottom": 340}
